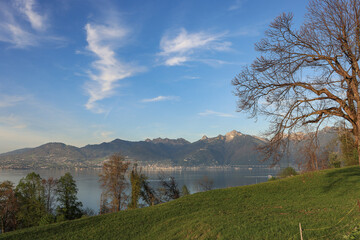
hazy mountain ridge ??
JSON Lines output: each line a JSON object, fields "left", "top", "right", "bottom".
{"left": 0, "top": 128, "right": 338, "bottom": 169}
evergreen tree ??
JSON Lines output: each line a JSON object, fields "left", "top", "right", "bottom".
{"left": 129, "top": 164, "right": 146, "bottom": 209}
{"left": 140, "top": 180, "right": 160, "bottom": 207}
{"left": 56, "top": 173, "right": 83, "bottom": 220}
{"left": 339, "top": 130, "right": 358, "bottom": 166}
{"left": 181, "top": 185, "right": 190, "bottom": 197}
{"left": 15, "top": 172, "right": 46, "bottom": 228}
{"left": 158, "top": 174, "right": 180, "bottom": 202}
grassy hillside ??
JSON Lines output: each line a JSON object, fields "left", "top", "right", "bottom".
{"left": 2, "top": 167, "right": 360, "bottom": 239}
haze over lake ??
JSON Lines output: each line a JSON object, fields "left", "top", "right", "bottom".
{"left": 0, "top": 167, "right": 278, "bottom": 212}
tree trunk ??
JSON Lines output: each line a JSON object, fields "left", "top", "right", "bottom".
{"left": 358, "top": 140, "right": 360, "bottom": 166}
{"left": 1, "top": 217, "right": 4, "bottom": 234}
{"left": 356, "top": 132, "right": 360, "bottom": 166}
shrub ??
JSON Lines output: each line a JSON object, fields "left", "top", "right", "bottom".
{"left": 278, "top": 167, "right": 298, "bottom": 178}
{"left": 329, "top": 152, "right": 341, "bottom": 168}
{"left": 268, "top": 176, "right": 277, "bottom": 181}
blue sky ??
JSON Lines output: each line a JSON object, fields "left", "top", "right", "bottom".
{"left": 0, "top": 0, "right": 308, "bottom": 153}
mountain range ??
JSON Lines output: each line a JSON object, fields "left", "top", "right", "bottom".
{"left": 0, "top": 128, "right": 338, "bottom": 169}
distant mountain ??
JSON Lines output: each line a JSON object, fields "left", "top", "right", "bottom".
{"left": 0, "top": 128, "right": 339, "bottom": 169}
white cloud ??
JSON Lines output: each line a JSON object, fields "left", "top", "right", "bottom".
{"left": 228, "top": 0, "right": 245, "bottom": 11}
{"left": 0, "top": 95, "right": 25, "bottom": 108}
{"left": 159, "top": 28, "right": 231, "bottom": 66}
{"left": 183, "top": 76, "right": 200, "bottom": 80}
{"left": 84, "top": 22, "right": 142, "bottom": 113}
{"left": 198, "top": 110, "right": 236, "bottom": 118}
{"left": 15, "top": 0, "right": 47, "bottom": 31}
{"left": 141, "top": 96, "right": 179, "bottom": 103}
{"left": 0, "top": 0, "right": 61, "bottom": 48}
{"left": 165, "top": 56, "right": 188, "bottom": 66}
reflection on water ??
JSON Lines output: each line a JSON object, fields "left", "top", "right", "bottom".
{"left": 0, "top": 167, "right": 278, "bottom": 212}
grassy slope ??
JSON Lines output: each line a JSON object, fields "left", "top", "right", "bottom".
{"left": 2, "top": 167, "right": 360, "bottom": 240}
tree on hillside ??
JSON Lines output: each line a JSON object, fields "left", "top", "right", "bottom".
{"left": 181, "top": 185, "right": 190, "bottom": 196}
{"left": 99, "top": 153, "right": 130, "bottom": 212}
{"left": 197, "top": 176, "right": 214, "bottom": 192}
{"left": 15, "top": 172, "right": 46, "bottom": 228}
{"left": 338, "top": 123, "right": 358, "bottom": 165}
{"left": 42, "top": 177, "right": 58, "bottom": 214}
{"left": 56, "top": 173, "right": 82, "bottom": 220}
{"left": 128, "top": 163, "right": 147, "bottom": 209}
{"left": 0, "top": 181, "right": 18, "bottom": 233}
{"left": 294, "top": 128, "right": 332, "bottom": 171}
{"left": 232, "top": 0, "right": 360, "bottom": 165}
{"left": 140, "top": 179, "right": 160, "bottom": 207}
{"left": 158, "top": 174, "right": 180, "bottom": 202}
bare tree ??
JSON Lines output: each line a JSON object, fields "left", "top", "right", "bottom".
{"left": 232, "top": 0, "right": 360, "bottom": 165}
{"left": 197, "top": 176, "right": 214, "bottom": 192}
{"left": 41, "top": 177, "right": 58, "bottom": 214}
{"left": 99, "top": 153, "right": 130, "bottom": 212}
{"left": 158, "top": 174, "right": 180, "bottom": 202}
{"left": 295, "top": 129, "right": 330, "bottom": 171}
{"left": 99, "top": 193, "right": 110, "bottom": 214}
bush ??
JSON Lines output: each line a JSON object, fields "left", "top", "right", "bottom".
{"left": 329, "top": 152, "right": 341, "bottom": 168}
{"left": 268, "top": 176, "right": 277, "bottom": 181}
{"left": 278, "top": 167, "right": 298, "bottom": 178}
{"left": 39, "top": 214, "right": 55, "bottom": 226}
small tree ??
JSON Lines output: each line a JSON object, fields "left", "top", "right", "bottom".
{"left": 15, "top": 172, "right": 46, "bottom": 228}
{"left": 158, "top": 174, "right": 180, "bottom": 202}
{"left": 278, "top": 167, "right": 298, "bottom": 178}
{"left": 140, "top": 179, "right": 160, "bottom": 207}
{"left": 129, "top": 163, "right": 146, "bottom": 209}
{"left": 181, "top": 185, "right": 190, "bottom": 197}
{"left": 56, "top": 173, "right": 82, "bottom": 220}
{"left": 42, "top": 177, "right": 58, "bottom": 214}
{"left": 295, "top": 129, "right": 330, "bottom": 171}
{"left": 338, "top": 125, "right": 358, "bottom": 166}
{"left": 99, "top": 153, "right": 130, "bottom": 212}
{"left": 0, "top": 181, "right": 18, "bottom": 233}
{"left": 99, "top": 193, "right": 110, "bottom": 215}
{"left": 197, "top": 176, "right": 214, "bottom": 192}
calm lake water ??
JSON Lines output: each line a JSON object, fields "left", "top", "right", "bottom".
{"left": 0, "top": 167, "right": 279, "bottom": 213}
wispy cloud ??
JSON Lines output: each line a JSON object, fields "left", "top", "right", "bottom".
{"left": 159, "top": 28, "right": 231, "bottom": 66}
{"left": 15, "top": 0, "right": 47, "bottom": 31}
{"left": 0, "top": 0, "right": 62, "bottom": 48}
{"left": 183, "top": 76, "right": 200, "bottom": 80}
{"left": 84, "top": 22, "right": 143, "bottom": 113}
{"left": 228, "top": 0, "right": 245, "bottom": 11}
{"left": 0, "top": 95, "right": 26, "bottom": 108}
{"left": 141, "top": 96, "right": 179, "bottom": 103}
{"left": 0, "top": 114, "right": 27, "bottom": 129}
{"left": 198, "top": 110, "right": 236, "bottom": 118}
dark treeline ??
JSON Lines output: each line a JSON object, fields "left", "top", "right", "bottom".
{"left": 0, "top": 153, "right": 213, "bottom": 234}
{"left": 0, "top": 172, "right": 87, "bottom": 234}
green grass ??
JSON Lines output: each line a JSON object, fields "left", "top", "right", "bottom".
{"left": 3, "top": 167, "right": 360, "bottom": 239}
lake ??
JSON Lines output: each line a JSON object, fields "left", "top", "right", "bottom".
{"left": 0, "top": 166, "right": 279, "bottom": 213}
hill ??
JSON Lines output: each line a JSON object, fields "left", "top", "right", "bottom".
{"left": 0, "top": 130, "right": 269, "bottom": 169}
{"left": 2, "top": 166, "right": 360, "bottom": 239}
{"left": 0, "top": 128, "right": 338, "bottom": 169}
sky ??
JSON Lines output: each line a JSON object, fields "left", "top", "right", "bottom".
{"left": 0, "top": 0, "right": 308, "bottom": 153}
